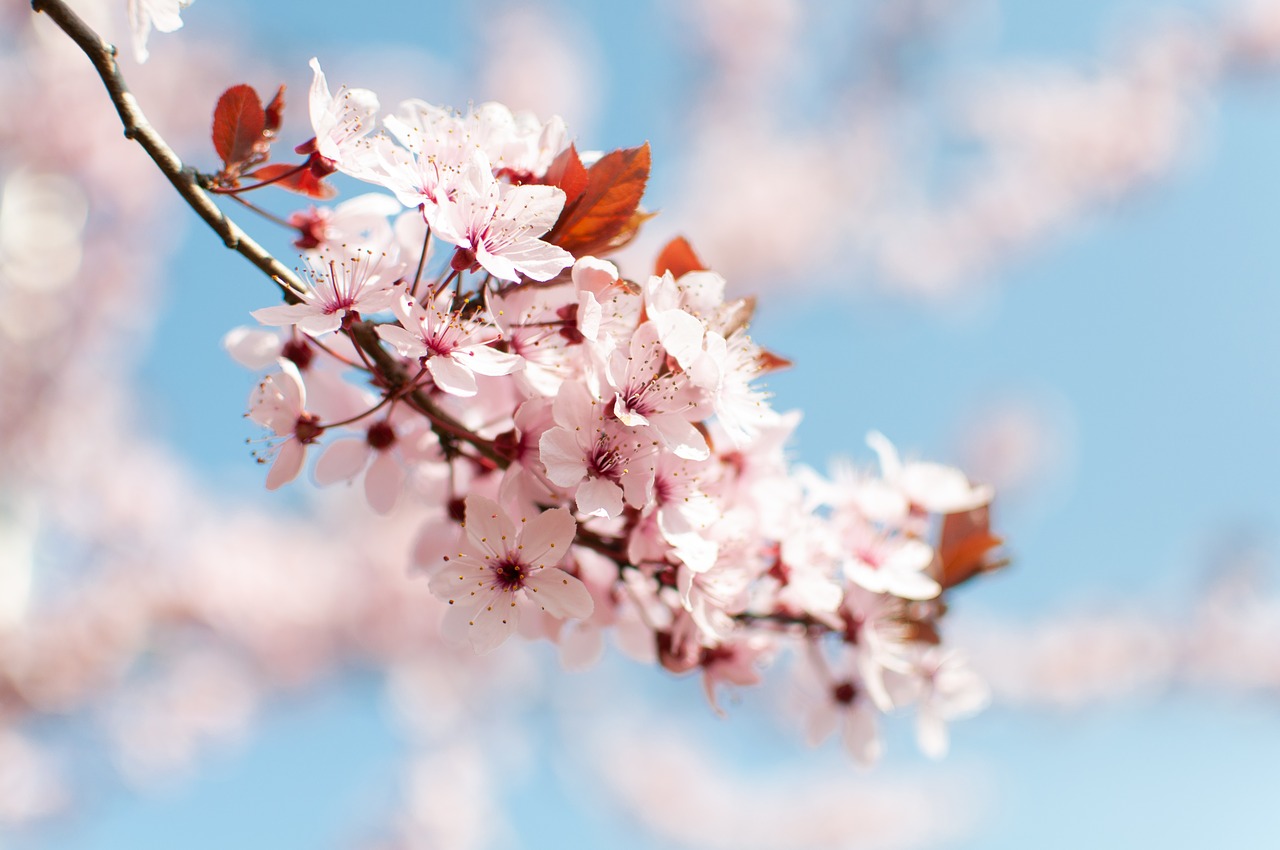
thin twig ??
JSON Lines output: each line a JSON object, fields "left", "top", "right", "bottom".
{"left": 31, "top": 0, "right": 304, "bottom": 300}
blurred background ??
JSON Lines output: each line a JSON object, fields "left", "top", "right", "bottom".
{"left": 3, "top": 0, "right": 1280, "bottom": 847}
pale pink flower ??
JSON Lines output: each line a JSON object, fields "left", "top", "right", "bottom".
{"left": 313, "top": 408, "right": 441, "bottom": 515}
{"left": 128, "top": 0, "right": 191, "bottom": 63}
{"left": 246, "top": 361, "right": 321, "bottom": 490}
{"left": 431, "top": 150, "right": 573, "bottom": 282}
{"left": 867, "top": 431, "right": 994, "bottom": 515}
{"left": 700, "top": 635, "right": 769, "bottom": 714}
{"left": 251, "top": 253, "right": 396, "bottom": 337}
{"left": 841, "top": 528, "right": 940, "bottom": 602}
{"left": 538, "top": 381, "right": 657, "bottom": 518}
{"left": 376, "top": 288, "right": 522, "bottom": 398}
{"left": 800, "top": 652, "right": 884, "bottom": 767}
{"left": 305, "top": 58, "right": 380, "bottom": 171}
{"left": 888, "top": 647, "right": 990, "bottom": 759}
{"left": 428, "top": 496, "right": 592, "bottom": 653}
{"left": 606, "top": 321, "right": 709, "bottom": 460}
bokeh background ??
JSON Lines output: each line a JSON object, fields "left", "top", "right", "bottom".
{"left": 3, "top": 0, "right": 1280, "bottom": 847}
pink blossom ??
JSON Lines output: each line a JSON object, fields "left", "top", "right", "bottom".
{"left": 313, "top": 408, "right": 441, "bottom": 515}
{"left": 538, "top": 381, "right": 657, "bottom": 518}
{"left": 375, "top": 288, "right": 522, "bottom": 398}
{"left": 246, "top": 361, "right": 322, "bottom": 490}
{"left": 606, "top": 321, "right": 709, "bottom": 460}
{"left": 305, "top": 58, "right": 380, "bottom": 172}
{"left": 431, "top": 151, "right": 573, "bottom": 283}
{"left": 428, "top": 496, "right": 592, "bottom": 653}
{"left": 251, "top": 253, "right": 396, "bottom": 337}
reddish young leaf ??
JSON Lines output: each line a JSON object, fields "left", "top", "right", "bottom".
{"left": 757, "top": 350, "right": 793, "bottom": 373}
{"left": 546, "top": 142, "right": 651, "bottom": 258}
{"left": 246, "top": 163, "right": 337, "bottom": 200}
{"left": 936, "top": 505, "right": 1006, "bottom": 590}
{"left": 541, "top": 144, "right": 589, "bottom": 208}
{"left": 603, "top": 207, "right": 657, "bottom": 254}
{"left": 263, "top": 85, "right": 286, "bottom": 137}
{"left": 654, "top": 236, "right": 706, "bottom": 278}
{"left": 212, "top": 84, "right": 266, "bottom": 167}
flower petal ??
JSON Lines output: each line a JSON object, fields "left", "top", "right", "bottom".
{"left": 518, "top": 507, "right": 576, "bottom": 568}
{"left": 524, "top": 567, "right": 593, "bottom": 620}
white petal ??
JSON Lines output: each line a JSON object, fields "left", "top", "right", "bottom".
{"left": 652, "top": 309, "right": 705, "bottom": 371}
{"left": 459, "top": 344, "right": 523, "bottom": 377}
{"left": 650, "top": 413, "right": 710, "bottom": 461}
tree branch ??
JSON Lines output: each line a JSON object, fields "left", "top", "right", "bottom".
{"left": 30, "top": 0, "right": 304, "bottom": 299}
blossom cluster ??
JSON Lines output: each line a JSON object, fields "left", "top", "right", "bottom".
{"left": 212, "top": 59, "right": 1006, "bottom": 762}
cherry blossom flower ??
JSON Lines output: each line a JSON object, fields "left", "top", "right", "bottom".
{"left": 376, "top": 288, "right": 522, "bottom": 398}
{"left": 246, "top": 361, "right": 322, "bottom": 490}
{"left": 606, "top": 321, "right": 709, "bottom": 460}
{"left": 428, "top": 496, "right": 592, "bottom": 653}
{"left": 867, "top": 431, "right": 994, "bottom": 515}
{"left": 314, "top": 407, "right": 442, "bottom": 515}
{"left": 887, "top": 647, "right": 990, "bottom": 759}
{"left": 431, "top": 150, "right": 573, "bottom": 282}
{"left": 538, "top": 381, "right": 658, "bottom": 518}
{"left": 303, "top": 58, "right": 380, "bottom": 173}
{"left": 128, "top": 0, "right": 191, "bottom": 63}
{"left": 251, "top": 253, "right": 396, "bottom": 337}
{"left": 800, "top": 652, "right": 884, "bottom": 767}
{"left": 841, "top": 528, "right": 941, "bottom": 602}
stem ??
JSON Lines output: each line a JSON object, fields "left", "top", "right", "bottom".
{"left": 410, "top": 222, "right": 432, "bottom": 300}
{"left": 31, "top": 0, "right": 305, "bottom": 300}
{"left": 227, "top": 193, "right": 297, "bottom": 231}
{"left": 207, "top": 161, "right": 310, "bottom": 194}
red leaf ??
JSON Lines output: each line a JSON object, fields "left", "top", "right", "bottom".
{"left": 541, "top": 144, "right": 589, "bottom": 208}
{"left": 263, "top": 85, "right": 286, "bottom": 136}
{"left": 546, "top": 142, "right": 651, "bottom": 258}
{"left": 654, "top": 236, "right": 706, "bottom": 278}
{"left": 936, "top": 505, "right": 1006, "bottom": 590}
{"left": 212, "top": 84, "right": 266, "bottom": 168}
{"left": 756, "top": 349, "right": 793, "bottom": 373}
{"left": 246, "top": 163, "right": 337, "bottom": 200}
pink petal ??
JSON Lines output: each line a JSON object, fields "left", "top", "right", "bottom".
{"left": 517, "top": 507, "right": 576, "bottom": 568}
{"left": 314, "top": 438, "right": 369, "bottom": 485}
{"left": 538, "top": 428, "right": 588, "bottom": 487}
{"left": 524, "top": 567, "right": 593, "bottom": 620}
{"left": 574, "top": 477, "right": 624, "bottom": 519}
{"left": 464, "top": 597, "right": 519, "bottom": 653}
{"left": 463, "top": 495, "right": 515, "bottom": 560}
{"left": 265, "top": 439, "right": 306, "bottom": 490}
{"left": 841, "top": 703, "right": 883, "bottom": 767}
{"left": 364, "top": 450, "right": 405, "bottom": 514}
{"left": 650, "top": 413, "right": 710, "bottom": 461}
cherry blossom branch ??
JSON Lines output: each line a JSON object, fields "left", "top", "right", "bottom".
{"left": 29, "top": 0, "right": 305, "bottom": 300}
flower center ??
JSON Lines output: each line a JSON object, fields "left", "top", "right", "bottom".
{"left": 490, "top": 557, "right": 526, "bottom": 591}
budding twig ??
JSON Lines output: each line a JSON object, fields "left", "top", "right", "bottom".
{"left": 30, "top": 0, "right": 304, "bottom": 300}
